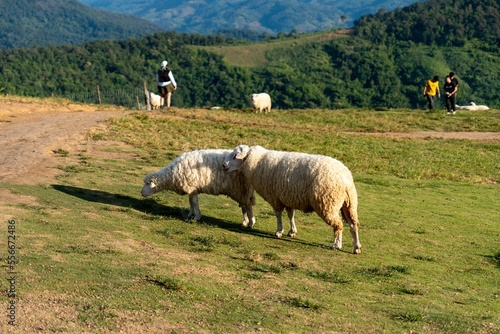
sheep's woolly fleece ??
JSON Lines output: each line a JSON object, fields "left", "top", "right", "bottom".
{"left": 223, "top": 145, "right": 362, "bottom": 253}
{"left": 142, "top": 149, "right": 254, "bottom": 203}
{"left": 226, "top": 145, "right": 353, "bottom": 213}
{"left": 141, "top": 149, "right": 255, "bottom": 223}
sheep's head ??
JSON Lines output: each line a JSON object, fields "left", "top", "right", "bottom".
{"left": 141, "top": 174, "right": 159, "bottom": 197}
{"left": 223, "top": 145, "right": 250, "bottom": 172}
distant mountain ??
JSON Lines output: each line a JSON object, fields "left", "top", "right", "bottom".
{"left": 0, "top": 0, "right": 163, "bottom": 49}
{"left": 76, "top": 0, "right": 425, "bottom": 34}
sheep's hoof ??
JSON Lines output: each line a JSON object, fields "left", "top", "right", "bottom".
{"left": 353, "top": 247, "right": 361, "bottom": 254}
{"left": 275, "top": 231, "right": 283, "bottom": 238}
{"left": 186, "top": 214, "right": 201, "bottom": 222}
{"left": 241, "top": 221, "right": 255, "bottom": 229}
{"left": 287, "top": 231, "right": 296, "bottom": 238}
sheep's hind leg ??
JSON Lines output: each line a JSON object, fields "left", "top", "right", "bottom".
{"left": 350, "top": 223, "right": 361, "bottom": 254}
{"left": 332, "top": 224, "right": 343, "bottom": 250}
{"left": 274, "top": 210, "right": 285, "bottom": 238}
{"left": 187, "top": 195, "right": 202, "bottom": 221}
{"left": 319, "top": 210, "right": 344, "bottom": 250}
{"left": 341, "top": 206, "right": 361, "bottom": 254}
{"left": 286, "top": 207, "right": 297, "bottom": 238}
{"left": 241, "top": 205, "right": 255, "bottom": 228}
{"left": 329, "top": 215, "right": 344, "bottom": 250}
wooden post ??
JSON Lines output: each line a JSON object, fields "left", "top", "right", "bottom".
{"left": 96, "top": 85, "right": 102, "bottom": 105}
{"left": 136, "top": 96, "right": 141, "bottom": 110}
{"left": 144, "top": 81, "right": 151, "bottom": 111}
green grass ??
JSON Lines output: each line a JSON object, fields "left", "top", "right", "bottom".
{"left": 199, "top": 30, "right": 352, "bottom": 67}
{"left": 1, "top": 106, "right": 499, "bottom": 333}
{"left": 104, "top": 108, "right": 499, "bottom": 184}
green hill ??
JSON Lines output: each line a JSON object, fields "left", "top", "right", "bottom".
{"left": 0, "top": 0, "right": 163, "bottom": 49}
{"left": 0, "top": 0, "right": 498, "bottom": 109}
{"left": 354, "top": 0, "right": 500, "bottom": 46}
{"left": 201, "top": 30, "right": 355, "bottom": 68}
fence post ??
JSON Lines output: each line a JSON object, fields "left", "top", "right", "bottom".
{"left": 144, "top": 82, "right": 151, "bottom": 111}
{"left": 136, "top": 96, "right": 141, "bottom": 110}
{"left": 97, "top": 85, "right": 102, "bottom": 105}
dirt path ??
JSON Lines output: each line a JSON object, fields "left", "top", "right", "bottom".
{"left": 0, "top": 99, "right": 129, "bottom": 185}
{"left": 0, "top": 98, "right": 498, "bottom": 188}
{"left": 343, "top": 131, "right": 500, "bottom": 141}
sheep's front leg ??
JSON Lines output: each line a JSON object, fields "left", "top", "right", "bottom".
{"left": 286, "top": 207, "right": 297, "bottom": 238}
{"left": 241, "top": 205, "right": 256, "bottom": 228}
{"left": 274, "top": 210, "right": 284, "bottom": 238}
{"left": 187, "top": 195, "right": 202, "bottom": 221}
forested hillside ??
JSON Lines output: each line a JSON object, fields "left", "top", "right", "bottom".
{"left": 0, "top": 0, "right": 498, "bottom": 109}
{"left": 0, "top": 0, "right": 163, "bottom": 49}
{"left": 355, "top": 0, "right": 500, "bottom": 46}
{"left": 77, "top": 0, "right": 424, "bottom": 34}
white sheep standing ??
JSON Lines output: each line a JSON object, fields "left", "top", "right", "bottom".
{"left": 455, "top": 102, "right": 490, "bottom": 110}
{"left": 142, "top": 149, "right": 255, "bottom": 226}
{"left": 150, "top": 92, "right": 162, "bottom": 110}
{"left": 251, "top": 93, "right": 272, "bottom": 113}
{"left": 223, "top": 145, "right": 361, "bottom": 254}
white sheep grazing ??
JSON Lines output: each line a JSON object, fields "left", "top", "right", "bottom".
{"left": 455, "top": 102, "right": 490, "bottom": 110}
{"left": 469, "top": 102, "right": 489, "bottom": 110}
{"left": 150, "top": 92, "right": 162, "bottom": 110}
{"left": 223, "top": 145, "right": 362, "bottom": 254}
{"left": 142, "top": 149, "right": 255, "bottom": 226}
{"left": 251, "top": 93, "right": 272, "bottom": 113}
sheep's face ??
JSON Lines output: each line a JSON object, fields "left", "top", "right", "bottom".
{"left": 141, "top": 175, "right": 159, "bottom": 197}
{"left": 223, "top": 145, "right": 249, "bottom": 172}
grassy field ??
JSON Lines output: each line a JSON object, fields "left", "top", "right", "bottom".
{"left": 200, "top": 30, "right": 353, "bottom": 67}
{"left": 2, "top": 105, "right": 499, "bottom": 333}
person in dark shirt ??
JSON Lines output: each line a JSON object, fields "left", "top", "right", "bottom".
{"left": 448, "top": 72, "right": 459, "bottom": 88}
{"left": 444, "top": 75, "right": 458, "bottom": 114}
{"left": 156, "top": 60, "right": 177, "bottom": 108}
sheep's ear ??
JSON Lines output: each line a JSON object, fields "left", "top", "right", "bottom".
{"left": 235, "top": 145, "right": 250, "bottom": 159}
{"left": 148, "top": 176, "right": 158, "bottom": 188}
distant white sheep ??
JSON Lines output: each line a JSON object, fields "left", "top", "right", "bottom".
{"left": 142, "top": 149, "right": 255, "bottom": 225}
{"left": 455, "top": 102, "right": 490, "bottom": 111}
{"left": 223, "top": 145, "right": 361, "bottom": 254}
{"left": 150, "top": 92, "right": 162, "bottom": 110}
{"left": 251, "top": 93, "right": 272, "bottom": 113}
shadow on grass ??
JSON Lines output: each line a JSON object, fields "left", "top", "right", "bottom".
{"left": 52, "top": 184, "right": 182, "bottom": 217}
{"left": 51, "top": 184, "right": 330, "bottom": 250}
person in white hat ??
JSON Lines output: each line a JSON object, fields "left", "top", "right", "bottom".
{"left": 156, "top": 60, "right": 177, "bottom": 108}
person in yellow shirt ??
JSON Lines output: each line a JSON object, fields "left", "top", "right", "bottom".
{"left": 422, "top": 75, "right": 441, "bottom": 111}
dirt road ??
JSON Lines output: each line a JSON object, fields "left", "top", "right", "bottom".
{"left": 0, "top": 99, "right": 129, "bottom": 185}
